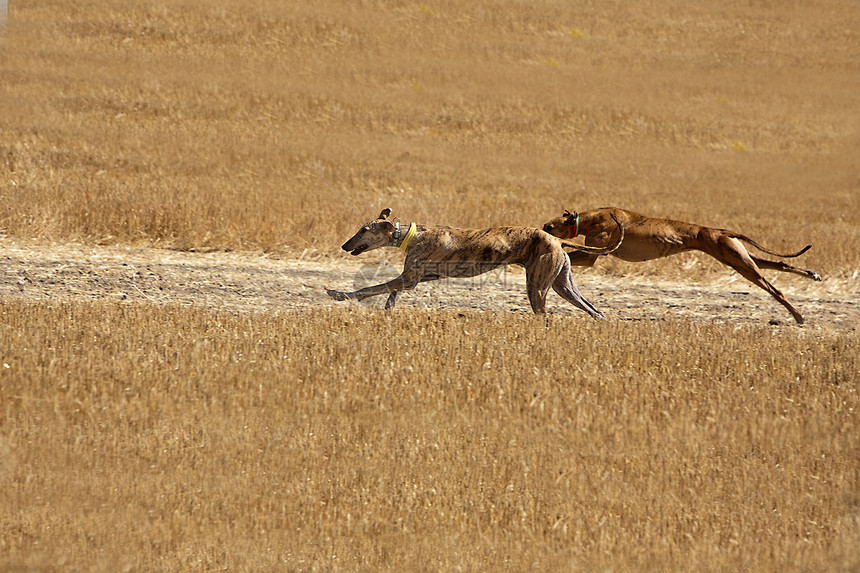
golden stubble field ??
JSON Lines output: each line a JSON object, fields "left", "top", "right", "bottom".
{"left": 2, "top": 302, "right": 858, "bottom": 571}
{"left": 1, "top": 0, "right": 859, "bottom": 571}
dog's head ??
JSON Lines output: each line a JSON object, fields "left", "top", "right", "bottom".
{"left": 542, "top": 210, "right": 579, "bottom": 239}
{"left": 341, "top": 208, "right": 397, "bottom": 256}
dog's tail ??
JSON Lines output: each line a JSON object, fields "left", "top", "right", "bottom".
{"left": 727, "top": 232, "right": 812, "bottom": 258}
{"left": 560, "top": 213, "right": 624, "bottom": 255}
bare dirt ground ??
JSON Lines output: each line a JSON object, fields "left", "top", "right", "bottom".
{"left": 2, "top": 240, "right": 857, "bottom": 331}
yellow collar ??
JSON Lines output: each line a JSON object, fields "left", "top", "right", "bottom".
{"left": 399, "top": 222, "right": 416, "bottom": 251}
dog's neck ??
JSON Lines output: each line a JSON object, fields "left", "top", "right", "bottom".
{"left": 571, "top": 211, "right": 604, "bottom": 236}
{"left": 391, "top": 221, "right": 417, "bottom": 251}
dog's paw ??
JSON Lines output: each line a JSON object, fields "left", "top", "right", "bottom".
{"left": 810, "top": 271, "right": 822, "bottom": 282}
{"left": 326, "top": 289, "right": 344, "bottom": 300}
{"left": 326, "top": 289, "right": 351, "bottom": 301}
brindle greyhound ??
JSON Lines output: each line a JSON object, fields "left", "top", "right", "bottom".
{"left": 542, "top": 207, "right": 822, "bottom": 324}
{"left": 326, "top": 208, "right": 623, "bottom": 316}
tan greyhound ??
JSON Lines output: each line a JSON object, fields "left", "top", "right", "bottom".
{"left": 326, "top": 208, "right": 623, "bottom": 316}
{"left": 542, "top": 207, "right": 821, "bottom": 324}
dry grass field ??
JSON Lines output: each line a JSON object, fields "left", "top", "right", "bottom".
{"left": 1, "top": 0, "right": 859, "bottom": 571}
{"left": 1, "top": 303, "right": 858, "bottom": 571}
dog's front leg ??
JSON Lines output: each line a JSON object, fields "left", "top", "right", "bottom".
{"left": 565, "top": 250, "right": 600, "bottom": 267}
{"left": 325, "top": 289, "right": 354, "bottom": 301}
{"left": 327, "top": 265, "right": 425, "bottom": 304}
{"left": 386, "top": 271, "right": 447, "bottom": 309}
{"left": 384, "top": 291, "right": 398, "bottom": 310}
{"left": 352, "top": 268, "right": 423, "bottom": 301}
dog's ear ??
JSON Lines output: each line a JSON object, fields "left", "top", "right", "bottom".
{"left": 378, "top": 208, "right": 392, "bottom": 220}
{"left": 563, "top": 209, "right": 571, "bottom": 216}
{"left": 564, "top": 210, "right": 577, "bottom": 221}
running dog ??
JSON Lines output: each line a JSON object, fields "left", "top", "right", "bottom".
{"left": 326, "top": 209, "right": 623, "bottom": 316}
{"left": 542, "top": 207, "right": 821, "bottom": 324}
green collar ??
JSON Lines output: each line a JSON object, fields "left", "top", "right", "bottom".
{"left": 391, "top": 221, "right": 415, "bottom": 248}
{"left": 569, "top": 214, "right": 580, "bottom": 238}
{"left": 391, "top": 222, "right": 402, "bottom": 246}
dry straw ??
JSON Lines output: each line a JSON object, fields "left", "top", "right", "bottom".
{"left": 1, "top": 301, "right": 858, "bottom": 570}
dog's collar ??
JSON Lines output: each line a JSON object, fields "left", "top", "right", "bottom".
{"left": 391, "top": 221, "right": 402, "bottom": 246}
{"left": 392, "top": 222, "right": 416, "bottom": 250}
{"left": 569, "top": 214, "right": 580, "bottom": 239}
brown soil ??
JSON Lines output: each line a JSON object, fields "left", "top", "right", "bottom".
{"left": 2, "top": 240, "right": 856, "bottom": 330}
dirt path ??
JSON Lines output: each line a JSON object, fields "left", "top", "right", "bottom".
{"left": 1, "top": 240, "right": 857, "bottom": 331}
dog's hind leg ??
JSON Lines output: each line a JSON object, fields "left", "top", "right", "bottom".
{"left": 526, "top": 279, "right": 551, "bottom": 314}
{"left": 717, "top": 237, "right": 806, "bottom": 324}
{"left": 552, "top": 256, "right": 603, "bottom": 318}
{"left": 524, "top": 254, "right": 561, "bottom": 315}
{"left": 750, "top": 255, "right": 821, "bottom": 281}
